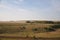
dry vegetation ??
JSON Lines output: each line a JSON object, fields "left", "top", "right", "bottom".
{"left": 0, "top": 21, "right": 60, "bottom": 40}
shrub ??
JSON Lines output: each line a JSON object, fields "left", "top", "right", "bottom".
{"left": 51, "top": 24, "right": 60, "bottom": 29}
{"left": 26, "top": 21, "right": 31, "bottom": 23}
{"left": 32, "top": 28, "right": 41, "bottom": 33}
{"left": 19, "top": 26, "right": 26, "bottom": 32}
{"left": 44, "top": 27, "right": 56, "bottom": 32}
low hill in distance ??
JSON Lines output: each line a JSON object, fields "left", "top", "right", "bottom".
{"left": 0, "top": 20, "right": 60, "bottom": 24}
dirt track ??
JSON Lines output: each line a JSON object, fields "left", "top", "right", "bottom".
{"left": 0, "top": 36, "right": 60, "bottom": 40}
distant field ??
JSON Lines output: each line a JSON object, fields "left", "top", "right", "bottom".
{"left": 0, "top": 21, "right": 60, "bottom": 40}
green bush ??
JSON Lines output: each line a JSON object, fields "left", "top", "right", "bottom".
{"left": 51, "top": 24, "right": 60, "bottom": 29}
{"left": 32, "top": 28, "right": 42, "bottom": 33}
{"left": 44, "top": 27, "right": 56, "bottom": 32}
{"left": 26, "top": 21, "right": 31, "bottom": 23}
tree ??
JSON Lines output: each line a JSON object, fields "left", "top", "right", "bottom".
{"left": 26, "top": 21, "right": 31, "bottom": 23}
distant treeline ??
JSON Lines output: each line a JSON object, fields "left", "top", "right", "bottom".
{"left": 26, "top": 21, "right": 60, "bottom": 24}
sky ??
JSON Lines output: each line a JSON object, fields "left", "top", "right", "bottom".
{"left": 0, "top": 0, "right": 60, "bottom": 21}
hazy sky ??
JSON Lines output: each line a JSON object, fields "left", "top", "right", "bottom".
{"left": 0, "top": 0, "right": 60, "bottom": 21}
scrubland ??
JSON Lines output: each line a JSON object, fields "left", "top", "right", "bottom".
{"left": 0, "top": 21, "right": 60, "bottom": 40}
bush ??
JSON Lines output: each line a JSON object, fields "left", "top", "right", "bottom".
{"left": 32, "top": 28, "right": 38, "bottom": 32}
{"left": 51, "top": 24, "right": 60, "bottom": 29}
{"left": 33, "top": 28, "right": 38, "bottom": 31}
{"left": 32, "top": 28, "right": 44, "bottom": 33}
{"left": 44, "top": 24, "right": 60, "bottom": 32}
{"left": 26, "top": 21, "right": 31, "bottom": 23}
{"left": 44, "top": 27, "right": 56, "bottom": 32}
{"left": 32, "top": 28, "right": 41, "bottom": 33}
{"left": 19, "top": 26, "right": 26, "bottom": 32}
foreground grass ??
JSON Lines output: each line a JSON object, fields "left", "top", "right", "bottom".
{"left": 0, "top": 30, "right": 60, "bottom": 38}
{"left": 0, "top": 38, "right": 18, "bottom": 40}
{"left": 0, "top": 22, "right": 60, "bottom": 40}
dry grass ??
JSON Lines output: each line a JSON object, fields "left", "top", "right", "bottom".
{"left": 0, "top": 22, "right": 60, "bottom": 38}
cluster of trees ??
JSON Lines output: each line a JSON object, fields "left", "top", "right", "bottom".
{"left": 26, "top": 21, "right": 60, "bottom": 24}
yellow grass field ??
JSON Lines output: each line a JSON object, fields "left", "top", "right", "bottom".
{"left": 0, "top": 21, "right": 60, "bottom": 40}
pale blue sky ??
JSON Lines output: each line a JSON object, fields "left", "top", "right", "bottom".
{"left": 0, "top": 0, "right": 60, "bottom": 21}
